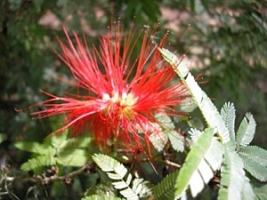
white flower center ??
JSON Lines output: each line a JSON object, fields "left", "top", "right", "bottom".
{"left": 102, "top": 92, "right": 138, "bottom": 107}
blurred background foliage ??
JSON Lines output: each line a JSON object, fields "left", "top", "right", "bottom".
{"left": 0, "top": 0, "right": 267, "bottom": 199}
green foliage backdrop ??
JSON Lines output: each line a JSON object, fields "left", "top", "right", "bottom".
{"left": 0, "top": 0, "right": 267, "bottom": 199}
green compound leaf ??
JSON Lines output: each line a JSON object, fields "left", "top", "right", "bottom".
{"left": 153, "top": 170, "right": 179, "bottom": 200}
{"left": 236, "top": 113, "right": 256, "bottom": 146}
{"left": 57, "top": 149, "right": 88, "bottom": 167}
{"left": 220, "top": 102, "right": 236, "bottom": 142}
{"left": 240, "top": 155, "right": 267, "bottom": 182}
{"left": 150, "top": 113, "right": 185, "bottom": 152}
{"left": 21, "top": 155, "right": 56, "bottom": 171}
{"left": 218, "top": 147, "right": 246, "bottom": 200}
{"left": 155, "top": 113, "right": 175, "bottom": 130}
{"left": 149, "top": 126, "right": 168, "bottom": 152}
{"left": 167, "top": 130, "right": 185, "bottom": 152}
{"left": 238, "top": 145, "right": 267, "bottom": 167}
{"left": 92, "top": 154, "right": 151, "bottom": 200}
{"left": 15, "top": 141, "right": 54, "bottom": 155}
{"left": 15, "top": 133, "right": 91, "bottom": 171}
{"left": 60, "top": 136, "right": 91, "bottom": 150}
{"left": 188, "top": 128, "right": 202, "bottom": 143}
{"left": 47, "top": 132, "right": 69, "bottom": 149}
{"left": 174, "top": 128, "right": 223, "bottom": 198}
{"left": 241, "top": 177, "right": 256, "bottom": 200}
{"left": 253, "top": 184, "right": 267, "bottom": 200}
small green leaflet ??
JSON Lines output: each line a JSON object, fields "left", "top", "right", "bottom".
{"left": 236, "top": 113, "right": 256, "bottom": 146}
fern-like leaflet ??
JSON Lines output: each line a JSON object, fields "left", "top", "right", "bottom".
{"left": 92, "top": 154, "right": 151, "bottom": 200}
{"left": 149, "top": 113, "right": 185, "bottom": 152}
{"left": 153, "top": 170, "right": 179, "bottom": 199}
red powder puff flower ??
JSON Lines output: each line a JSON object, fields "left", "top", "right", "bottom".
{"left": 32, "top": 26, "right": 187, "bottom": 152}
